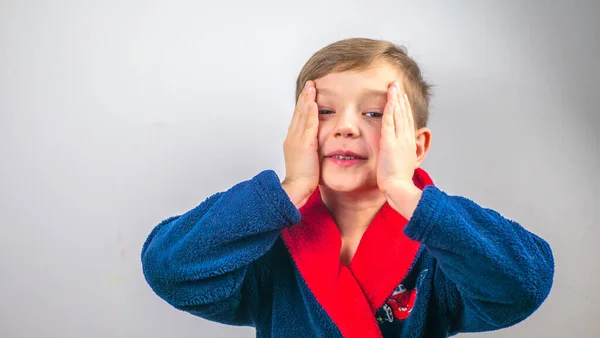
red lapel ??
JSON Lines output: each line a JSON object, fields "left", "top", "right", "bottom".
{"left": 282, "top": 168, "right": 434, "bottom": 337}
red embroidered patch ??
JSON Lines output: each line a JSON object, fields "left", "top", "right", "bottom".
{"left": 384, "top": 284, "right": 417, "bottom": 321}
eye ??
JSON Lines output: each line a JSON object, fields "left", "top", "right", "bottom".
{"left": 364, "top": 111, "right": 383, "bottom": 118}
{"left": 318, "top": 109, "right": 334, "bottom": 115}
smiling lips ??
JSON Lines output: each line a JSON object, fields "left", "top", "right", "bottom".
{"left": 324, "top": 150, "right": 367, "bottom": 166}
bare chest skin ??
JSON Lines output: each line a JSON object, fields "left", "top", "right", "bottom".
{"left": 329, "top": 202, "right": 383, "bottom": 267}
{"left": 339, "top": 230, "right": 367, "bottom": 267}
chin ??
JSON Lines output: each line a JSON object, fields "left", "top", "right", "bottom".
{"left": 319, "top": 170, "right": 372, "bottom": 193}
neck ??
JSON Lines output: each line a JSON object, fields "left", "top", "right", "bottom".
{"left": 319, "top": 185, "right": 387, "bottom": 237}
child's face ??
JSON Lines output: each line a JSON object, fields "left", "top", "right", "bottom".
{"left": 314, "top": 60, "right": 401, "bottom": 193}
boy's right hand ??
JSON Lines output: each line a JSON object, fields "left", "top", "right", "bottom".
{"left": 281, "top": 81, "right": 320, "bottom": 210}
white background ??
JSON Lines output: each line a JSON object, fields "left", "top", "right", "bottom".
{"left": 1, "top": 0, "right": 599, "bottom": 337}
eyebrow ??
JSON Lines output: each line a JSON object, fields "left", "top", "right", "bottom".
{"left": 317, "top": 87, "right": 388, "bottom": 98}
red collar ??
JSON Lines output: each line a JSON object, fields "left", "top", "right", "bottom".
{"left": 281, "top": 168, "right": 434, "bottom": 338}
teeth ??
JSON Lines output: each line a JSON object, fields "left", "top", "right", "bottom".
{"left": 333, "top": 155, "right": 356, "bottom": 160}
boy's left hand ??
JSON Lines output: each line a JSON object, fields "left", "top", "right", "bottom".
{"left": 377, "top": 81, "right": 422, "bottom": 218}
{"left": 377, "top": 81, "right": 417, "bottom": 193}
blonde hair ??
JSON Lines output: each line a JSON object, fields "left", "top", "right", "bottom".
{"left": 295, "top": 38, "right": 432, "bottom": 129}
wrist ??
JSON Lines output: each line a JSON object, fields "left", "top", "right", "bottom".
{"left": 281, "top": 181, "right": 310, "bottom": 209}
{"left": 385, "top": 181, "right": 423, "bottom": 220}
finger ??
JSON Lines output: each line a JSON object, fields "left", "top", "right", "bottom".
{"left": 395, "top": 81, "right": 413, "bottom": 137}
{"left": 381, "top": 100, "right": 396, "bottom": 140}
{"left": 396, "top": 86, "right": 408, "bottom": 137}
{"left": 304, "top": 101, "right": 319, "bottom": 139}
{"left": 403, "top": 92, "right": 416, "bottom": 132}
{"left": 289, "top": 84, "right": 307, "bottom": 132}
{"left": 298, "top": 84, "right": 316, "bottom": 137}
{"left": 304, "top": 83, "right": 318, "bottom": 138}
{"left": 397, "top": 81, "right": 415, "bottom": 131}
{"left": 306, "top": 80, "right": 316, "bottom": 102}
{"left": 388, "top": 82, "right": 402, "bottom": 134}
{"left": 395, "top": 81, "right": 404, "bottom": 104}
{"left": 290, "top": 81, "right": 312, "bottom": 136}
{"left": 398, "top": 90, "right": 416, "bottom": 138}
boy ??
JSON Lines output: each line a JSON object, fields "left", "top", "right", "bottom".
{"left": 141, "top": 38, "right": 554, "bottom": 338}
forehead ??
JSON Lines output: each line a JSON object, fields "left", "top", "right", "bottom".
{"left": 314, "top": 60, "right": 401, "bottom": 95}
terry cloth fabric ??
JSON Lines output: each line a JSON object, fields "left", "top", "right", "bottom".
{"left": 141, "top": 168, "right": 554, "bottom": 338}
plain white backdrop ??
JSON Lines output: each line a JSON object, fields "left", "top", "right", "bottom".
{"left": 1, "top": 0, "right": 599, "bottom": 337}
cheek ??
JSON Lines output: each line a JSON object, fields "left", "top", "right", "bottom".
{"left": 317, "top": 119, "right": 336, "bottom": 141}
{"left": 317, "top": 125, "right": 327, "bottom": 151}
{"left": 365, "top": 127, "right": 382, "bottom": 154}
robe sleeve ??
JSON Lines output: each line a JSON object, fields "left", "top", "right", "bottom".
{"left": 141, "top": 170, "right": 301, "bottom": 325}
{"left": 404, "top": 185, "right": 554, "bottom": 333}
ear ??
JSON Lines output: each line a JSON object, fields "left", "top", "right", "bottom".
{"left": 414, "top": 127, "right": 432, "bottom": 167}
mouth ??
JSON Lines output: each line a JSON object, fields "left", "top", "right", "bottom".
{"left": 324, "top": 151, "right": 367, "bottom": 166}
{"left": 324, "top": 151, "right": 367, "bottom": 160}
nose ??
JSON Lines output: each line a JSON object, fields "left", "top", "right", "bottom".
{"left": 334, "top": 110, "right": 360, "bottom": 138}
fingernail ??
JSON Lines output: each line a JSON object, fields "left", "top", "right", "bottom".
{"left": 394, "top": 81, "right": 400, "bottom": 89}
{"left": 305, "top": 81, "right": 311, "bottom": 89}
{"left": 307, "top": 87, "right": 313, "bottom": 94}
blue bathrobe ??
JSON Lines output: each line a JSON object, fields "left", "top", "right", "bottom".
{"left": 141, "top": 168, "right": 554, "bottom": 337}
